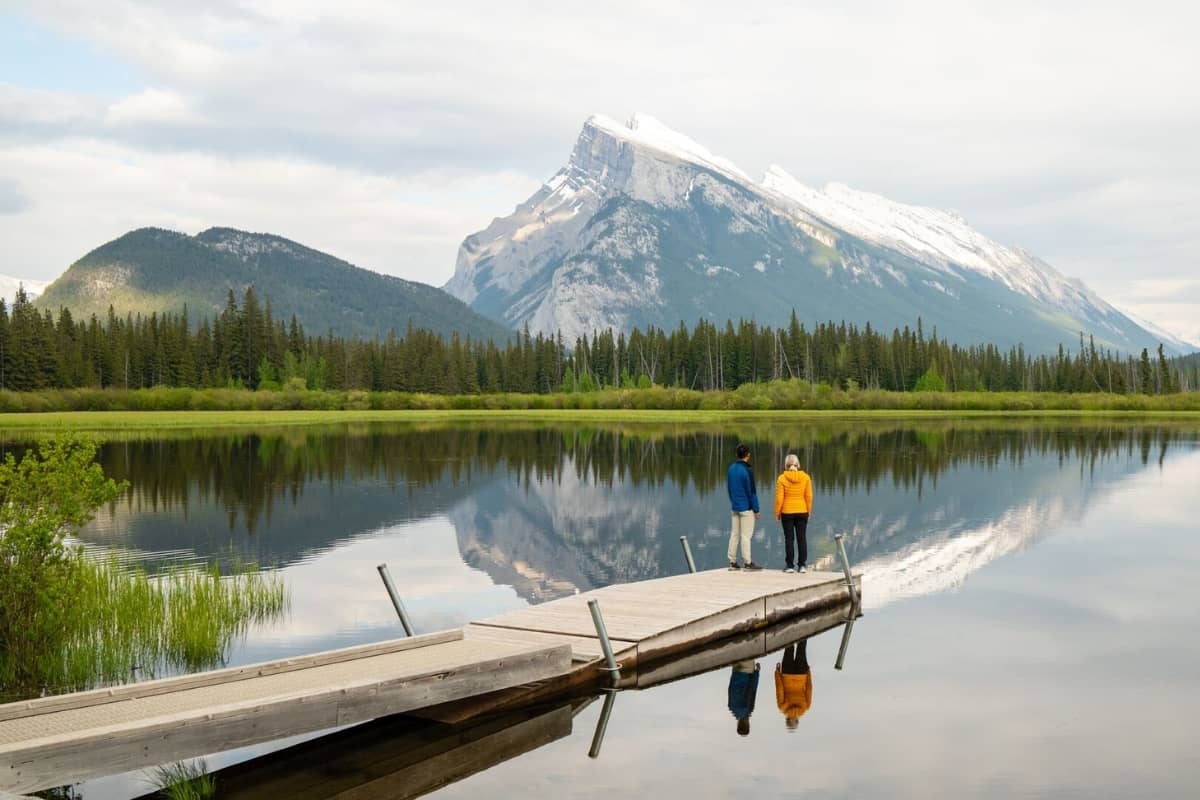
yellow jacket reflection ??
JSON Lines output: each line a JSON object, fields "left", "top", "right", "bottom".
{"left": 775, "top": 641, "right": 812, "bottom": 725}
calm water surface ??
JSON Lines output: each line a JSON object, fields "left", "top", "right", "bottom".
{"left": 10, "top": 418, "right": 1199, "bottom": 798}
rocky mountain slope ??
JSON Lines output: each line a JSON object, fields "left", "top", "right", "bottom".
{"left": 446, "top": 113, "right": 1184, "bottom": 354}
{"left": 35, "top": 227, "right": 511, "bottom": 341}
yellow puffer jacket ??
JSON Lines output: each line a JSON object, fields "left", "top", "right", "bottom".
{"left": 775, "top": 666, "right": 812, "bottom": 718}
{"left": 774, "top": 469, "right": 813, "bottom": 516}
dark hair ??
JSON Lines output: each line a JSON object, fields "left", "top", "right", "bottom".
{"left": 736, "top": 444, "right": 751, "bottom": 459}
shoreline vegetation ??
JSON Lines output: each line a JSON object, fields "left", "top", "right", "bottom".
{"left": 0, "top": 379, "right": 1198, "bottom": 428}
{"left": 0, "top": 437, "right": 289, "bottom": 700}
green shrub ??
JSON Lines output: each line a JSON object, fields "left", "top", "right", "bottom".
{"left": 0, "top": 437, "right": 288, "bottom": 698}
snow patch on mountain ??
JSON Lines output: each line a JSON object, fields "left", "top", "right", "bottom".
{"left": 762, "top": 167, "right": 1113, "bottom": 316}
{"left": 446, "top": 111, "right": 1182, "bottom": 354}
{"left": 200, "top": 228, "right": 298, "bottom": 261}
{"left": 0, "top": 274, "right": 48, "bottom": 305}
{"left": 589, "top": 113, "right": 750, "bottom": 183}
{"left": 1113, "top": 305, "right": 1200, "bottom": 352}
{"left": 853, "top": 497, "right": 1067, "bottom": 610}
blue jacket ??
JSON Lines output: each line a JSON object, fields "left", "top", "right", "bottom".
{"left": 727, "top": 460, "right": 759, "bottom": 513}
{"left": 728, "top": 667, "right": 760, "bottom": 720}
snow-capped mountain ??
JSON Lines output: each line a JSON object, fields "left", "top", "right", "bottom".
{"left": 447, "top": 113, "right": 1180, "bottom": 354}
{"left": 0, "top": 274, "right": 47, "bottom": 306}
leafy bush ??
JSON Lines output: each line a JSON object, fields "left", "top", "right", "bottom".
{"left": 0, "top": 437, "right": 126, "bottom": 689}
{"left": 0, "top": 437, "right": 289, "bottom": 698}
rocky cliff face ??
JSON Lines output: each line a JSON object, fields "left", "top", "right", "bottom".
{"left": 446, "top": 113, "right": 1185, "bottom": 354}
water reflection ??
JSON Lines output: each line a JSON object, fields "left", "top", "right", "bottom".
{"left": 185, "top": 613, "right": 853, "bottom": 799}
{"left": 728, "top": 659, "right": 761, "bottom": 737}
{"left": 775, "top": 641, "right": 812, "bottom": 731}
{"left": 5, "top": 415, "right": 1196, "bottom": 800}
{"left": 44, "top": 421, "right": 1193, "bottom": 609}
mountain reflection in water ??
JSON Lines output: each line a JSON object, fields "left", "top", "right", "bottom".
{"left": 45, "top": 420, "right": 1191, "bottom": 612}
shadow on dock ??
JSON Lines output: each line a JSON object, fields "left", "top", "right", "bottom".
{"left": 177, "top": 601, "right": 860, "bottom": 799}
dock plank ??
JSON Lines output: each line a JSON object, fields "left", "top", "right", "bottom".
{"left": 463, "top": 624, "right": 628, "bottom": 663}
{"left": 0, "top": 638, "right": 570, "bottom": 792}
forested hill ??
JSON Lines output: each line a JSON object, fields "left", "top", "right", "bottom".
{"left": 34, "top": 227, "right": 512, "bottom": 342}
{"left": 1174, "top": 352, "right": 1200, "bottom": 391}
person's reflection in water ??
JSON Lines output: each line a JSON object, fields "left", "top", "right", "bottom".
{"left": 775, "top": 640, "right": 813, "bottom": 730}
{"left": 728, "top": 659, "right": 760, "bottom": 736}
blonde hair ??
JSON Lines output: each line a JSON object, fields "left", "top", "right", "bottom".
{"left": 784, "top": 453, "right": 801, "bottom": 471}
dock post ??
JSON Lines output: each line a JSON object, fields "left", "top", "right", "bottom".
{"left": 376, "top": 563, "right": 415, "bottom": 637}
{"left": 679, "top": 535, "right": 697, "bottom": 573}
{"left": 587, "top": 599, "right": 622, "bottom": 686}
{"left": 834, "top": 615, "right": 856, "bottom": 670}
{"left": 587, "top": 689, "right": 617, "bottom": 758}
{"left": 833, "top": 534, "right": 861, "bottom": 608}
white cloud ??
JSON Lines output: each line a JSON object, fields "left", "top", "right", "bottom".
{"left": 0, "top": 139, "right": 539, "bottom": 284}
{"left": 105, "top": 88, "right": 195, "bottom": 126}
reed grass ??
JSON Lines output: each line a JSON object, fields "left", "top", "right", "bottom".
{"left": 7, "top": 554, "right": 288, "bottom": 698}
{"left": 150, "top": 759, "right": 216, "bottom": 800}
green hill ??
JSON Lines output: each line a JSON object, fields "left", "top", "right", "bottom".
{"left": 35, "top": 227, "right": 512, "bottom": 342}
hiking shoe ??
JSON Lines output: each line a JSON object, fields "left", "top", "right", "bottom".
{"left": 729, "top": 561, "right": 741, "bottom": 570}
{"left": 745, "top": 562, "right": 764, "bottom": 571}
{"left": 783, "top": 567, "right": 795, "bottom": 574}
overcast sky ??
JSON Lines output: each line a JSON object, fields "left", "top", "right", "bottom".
{"left": 1, "top": 1, "right": 1197, "bottom": 341}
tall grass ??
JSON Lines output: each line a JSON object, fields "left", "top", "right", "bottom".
{"left": 151, "top": 759, "right": 216, "bottom": 800}
{"left": 0, "top": 380, "right": 1198, "bottom": 416}
{"left": 10, "top": 555, "right": 288, "bottom": 698}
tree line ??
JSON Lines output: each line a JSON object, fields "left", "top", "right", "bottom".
{"left": 0, "top": 286, "right": 1189, "bottom": 395}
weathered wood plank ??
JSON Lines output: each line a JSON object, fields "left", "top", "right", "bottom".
{"left": 0, "top": 641, "right": 570, "bottom": 793}
{"left": 463, "top": 624, "right": 618, "bottom": 662}
{"left": 632, "top": 602, "right": 853, "bottom": 690}
{"left": 765, "top": 573, "right": 861, "bottom": 623}
{"left": 0, "top": 629, "right": 463, "bottom": 724}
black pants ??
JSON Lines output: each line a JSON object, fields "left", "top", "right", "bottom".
{"left": 782, "top": 640, "right": 809, "bottom": 674}
{"left": 780, "top": 512, "right": 809, "bottom": 568}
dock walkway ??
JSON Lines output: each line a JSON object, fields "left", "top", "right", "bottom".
{"left": 0, "top": 567, "right": 859, "bottom": 792}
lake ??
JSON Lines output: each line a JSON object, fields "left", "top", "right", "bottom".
{"left": 9, "top": 417, "right": 1200, "bottom": 798}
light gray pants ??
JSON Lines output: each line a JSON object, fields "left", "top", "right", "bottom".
{"left": 728, "top": 511, "right": 755, "bottom": 562}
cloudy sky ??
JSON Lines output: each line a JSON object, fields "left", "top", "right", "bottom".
{"left": 1, "top": 1, "right": 1197, "bottom": 341}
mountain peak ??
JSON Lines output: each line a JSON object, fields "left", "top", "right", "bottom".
{"left": 445, "top": 113, "right": 1179, "bottom": 354}
{"left": 196, "top": 227, "right": 302, "bottom": 261}
{"left": 584, "top": 112, "right": 749, "bottom": 182}
{"left": 37, "top": 227, "right": 512, "bottom": 342}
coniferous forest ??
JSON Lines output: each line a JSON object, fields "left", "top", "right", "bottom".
{"left": 1, "top": 286, "right": 1195, "bottom": 400}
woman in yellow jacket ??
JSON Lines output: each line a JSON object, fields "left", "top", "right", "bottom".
{"left": 774, "top": 453, "right": 813, "bottom": 573}
{"left": 775, "top": 639, "right": 812, "bottom": 730}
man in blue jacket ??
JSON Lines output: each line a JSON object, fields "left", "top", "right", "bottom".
{"left": 727, "top": 443, "right": 763, "bottom": 570}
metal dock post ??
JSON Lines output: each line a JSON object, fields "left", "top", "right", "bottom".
{"left": 679, "top": 535, "right": 697, "bottom": 573}
{"left": 833, "top": 533, "right": 860, "bottom": 608}
{"left": 587, "top": 598, "right": 622, "bottom": 686}
{"left": 376, "top": 563, "right": 415, "bottom": 637}
{"left": 587, "top": 689, "right": 618, "bottom": 758}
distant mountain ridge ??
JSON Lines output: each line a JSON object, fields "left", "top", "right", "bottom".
{"left": 446, "top": 113, "right": 1186, "bottom": 355}
{"left": 0, "top": 274, "right": 47, "bottom": 306}
{"left": 35, "top": 227, "right": 511, "bottom": 342}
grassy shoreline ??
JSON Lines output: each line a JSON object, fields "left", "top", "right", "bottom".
{"left": 2, "top": 406, "right": 1200, "bottom": 433}
{"left": 1, "top": 381, "right": 1199, "bottom": 431}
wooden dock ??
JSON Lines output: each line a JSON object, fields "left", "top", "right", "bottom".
{"left": 181, "top": 602, "right": 858, "bottom": 800}
{"left": 0, "top": 567, "right": 859, "bottom": 793}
